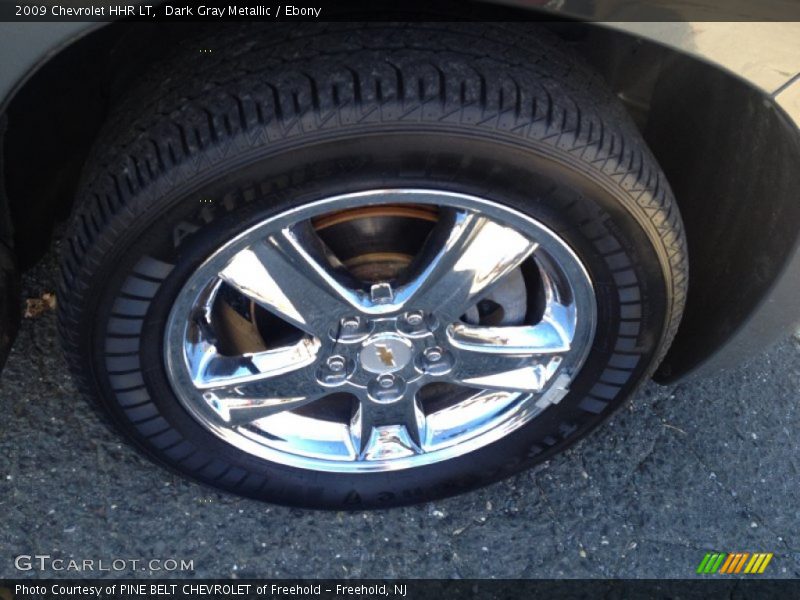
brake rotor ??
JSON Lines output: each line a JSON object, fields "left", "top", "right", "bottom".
{"left": 312, "top": 204, "right": 439, "bottom": 282}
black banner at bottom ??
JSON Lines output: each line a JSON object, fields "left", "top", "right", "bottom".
{"left": 2, "top": 579, "right": 800, "bottom": 600}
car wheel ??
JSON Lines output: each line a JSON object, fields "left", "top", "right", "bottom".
{"left": 58, "top": 23, "right": 687, "bottom": 508}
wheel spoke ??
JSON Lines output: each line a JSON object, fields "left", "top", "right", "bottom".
{"left": 191, "top": 339, "right": 326, "bottom": 426}
{"left": 447, "top": 316, "right": 571, "bottom": 392}
{"left": 350, "top": 393, "right": 426, "bottom": 460}
{"left": 397, "top": 209, "right": 538, "bottom": 323}
{"left": 448, "top": 313, "right": 572, "bottom": 354}
{"left": 218, "top": 221, "right": 364, "bottom": 338}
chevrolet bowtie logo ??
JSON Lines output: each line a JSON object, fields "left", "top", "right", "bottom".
{"left": 375, "top": 344, "right": 396, "bottom": 367}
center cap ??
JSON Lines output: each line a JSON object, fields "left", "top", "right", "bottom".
{"left": 360, "top": 333, "right": 413, "bottom": 374}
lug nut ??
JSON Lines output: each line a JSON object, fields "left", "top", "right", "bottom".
{"left": 327, "top": 356, "right": 346, "bottom": 372}
{"left": 424, "top": 347, "right": 443, "bottom": 362}
{"left": 342, "top": 317, "right": 360, "bottom": 331}
{"left": 377, "top": 373, "right": 396, "bottom": 389}
{"left": 405, "top": 311, "right": 424, "bottom": 326}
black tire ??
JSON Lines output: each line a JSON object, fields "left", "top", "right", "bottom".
{"left": 58, "top": 23, "right": 687, "bottom": 509}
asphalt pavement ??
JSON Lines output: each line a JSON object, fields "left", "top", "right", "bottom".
{"left": 1, "top": 246, "right": 799, "bottom": 579}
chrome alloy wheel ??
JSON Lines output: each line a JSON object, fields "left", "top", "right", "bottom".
{"left": 164, "top": 190, "right": 596, "bottom": 473}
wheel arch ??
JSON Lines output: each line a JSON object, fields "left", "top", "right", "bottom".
{"left": 2, "top": 16, "right": 800, "bottom": 381}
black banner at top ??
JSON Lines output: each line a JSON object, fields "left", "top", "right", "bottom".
{"left": 3, "top": 0, "right": 800, "bottom": 22}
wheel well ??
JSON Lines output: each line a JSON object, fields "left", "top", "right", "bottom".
{"left": 3, "top": 18, "right": 800, "bottom": 379}
{"left": 2, "top": 22, "right": 188, "bottom": 268}
{"left": 565, "top": 23, "right": 800, "bottom": 379}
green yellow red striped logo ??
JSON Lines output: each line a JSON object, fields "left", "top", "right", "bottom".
{"left": 696, "top": 552, "right": 773, "bottom": 574}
